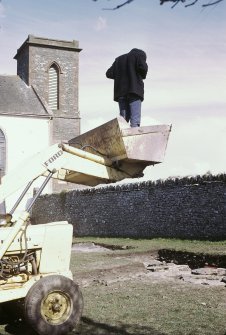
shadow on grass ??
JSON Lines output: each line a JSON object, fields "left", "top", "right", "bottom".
{"left": 2, "top": 318, "right": 226, "bottom": 335}
{"left": 0, "top": 321, "right": 37, "bottom": 335}
{"left": 0, "top": 318, "right": 165, "bottom": 335}
{"left": 77, "top": 316, "right": 166, "bottom": 335}
{"left": 0, "top": 305, "right": 37, "bottom": 334}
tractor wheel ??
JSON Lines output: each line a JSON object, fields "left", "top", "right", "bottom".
{"left": 24, "top": 275, "right": 83, "bottom": 335}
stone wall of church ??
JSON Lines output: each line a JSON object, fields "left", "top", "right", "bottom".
{"left": 16, "top": 47, "right": 29, "bottom": 85}
{"left": 51, "top": 117, "right": 80, "bottom": 144}
{"left": 29, "top": 44, "right": 80, "bottom": 144}
{"left": 32, "top": 174, "right": 226, "bottom": 240}
{"left": 29, "top": 46, "right": 79, "bottom": 118}
{"left": 15, "top": 36, "right": 81, "bottom": 144}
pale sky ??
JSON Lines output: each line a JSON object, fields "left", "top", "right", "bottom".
{"left": 0, "top": 0, "right": 226, "bottom": 181}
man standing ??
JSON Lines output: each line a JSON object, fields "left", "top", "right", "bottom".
{"left": 106, "top": 48, "right": 148, "bottom": 127}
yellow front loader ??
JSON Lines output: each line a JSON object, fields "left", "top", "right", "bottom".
{"left": 0, "top": 117, "right": 171, "bottom": 335}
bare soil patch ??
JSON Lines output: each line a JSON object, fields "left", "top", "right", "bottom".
{"left": 73, "top": 244, "right": 226, "bottom": 288}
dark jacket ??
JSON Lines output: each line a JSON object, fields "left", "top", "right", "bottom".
{"left": 106, "top": 48, "right": 148, "bottom": 102}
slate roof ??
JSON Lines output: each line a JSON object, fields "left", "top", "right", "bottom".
{"left": 0, "top": 75, "right": 51, "bottom": 117}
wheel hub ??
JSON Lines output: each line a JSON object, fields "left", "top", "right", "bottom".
{"left": 52, "top": 302, "right": 61, "bottom": 312}
{"left": 41, "top": 291, "right": 71, "bottom": 325}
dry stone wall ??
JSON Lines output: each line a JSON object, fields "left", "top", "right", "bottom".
{"left": 32, "top": 174, "right": 226, "bottom": 240}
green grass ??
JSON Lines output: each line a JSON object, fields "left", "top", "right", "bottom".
{"left": 71, "top": 237, "right": 226, "bottom": 335}
{"left": 75, "top": 281, "right": 226, "bottom": 335}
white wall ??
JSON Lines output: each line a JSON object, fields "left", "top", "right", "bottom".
{"left": 0, "top": 115, "right": 51, "bottom": 215}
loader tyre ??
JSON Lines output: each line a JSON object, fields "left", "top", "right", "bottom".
{"left": 24, "top": 275, "right": 83, "bottom": 335}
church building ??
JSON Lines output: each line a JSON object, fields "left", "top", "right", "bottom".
{"left": 0, "top": 35, "right": 82, "bottom": 202}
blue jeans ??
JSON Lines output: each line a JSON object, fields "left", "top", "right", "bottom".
{"left": 118, "top": 97, "right": 141, "bottom": 127}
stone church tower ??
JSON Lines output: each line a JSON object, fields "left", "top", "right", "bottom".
{"left": 14, "top": 35, "right": 82, "bottom": 144}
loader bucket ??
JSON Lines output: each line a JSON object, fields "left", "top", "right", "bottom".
{"left": 69, "top": 117, "right": 171, "bottom": 179}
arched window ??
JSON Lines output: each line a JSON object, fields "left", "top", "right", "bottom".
{"left": 0, "top": 129, "right": 6, "bottom": 180}
{"left": 48, "top": 63, "right": 59, "bottom": 110}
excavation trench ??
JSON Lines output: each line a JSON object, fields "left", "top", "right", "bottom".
{"left": 158, "top": 249, "right": 226, "bottom": 269}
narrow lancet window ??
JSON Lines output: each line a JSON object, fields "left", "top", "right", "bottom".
{"left": 48, "top": 64, "right": 59, "bottom": 110}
